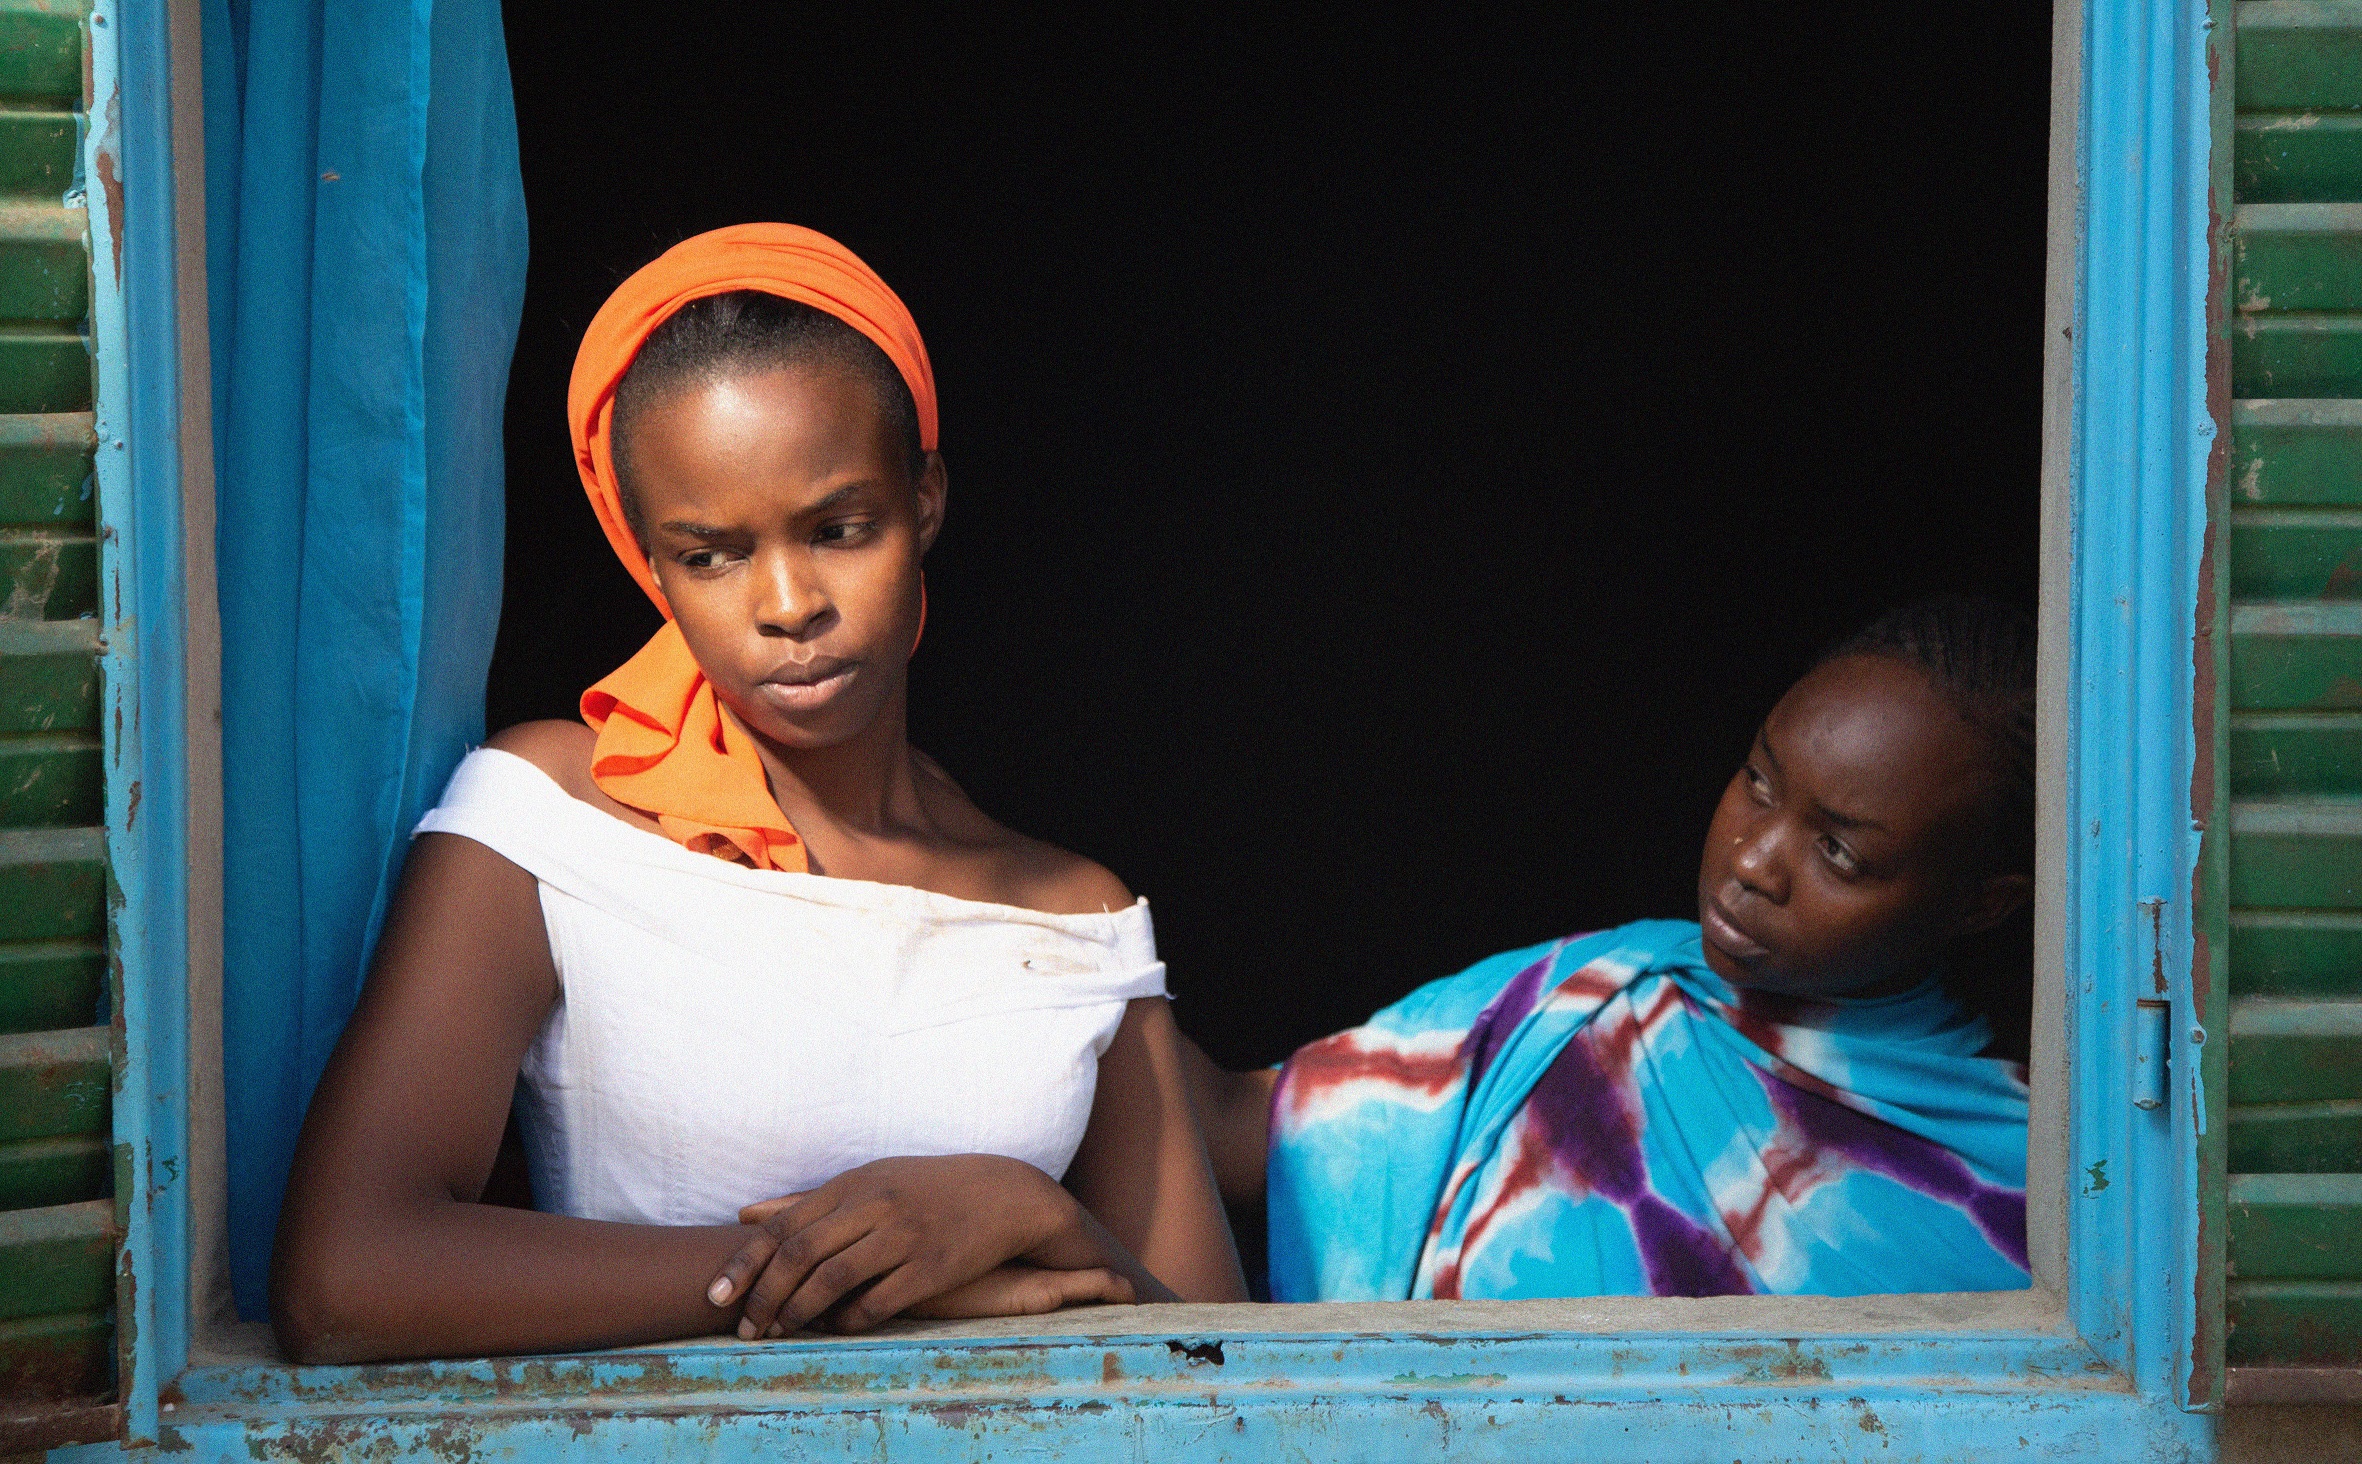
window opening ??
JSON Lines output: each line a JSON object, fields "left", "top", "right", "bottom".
{"left": 159, "top": 2, "right": 2070, "bottom": 1376}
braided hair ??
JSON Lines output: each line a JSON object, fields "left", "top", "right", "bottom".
{"left": 1819, "top": 595, "right": 2037, "bottom": 873}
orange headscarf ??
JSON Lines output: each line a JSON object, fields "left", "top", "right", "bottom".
{"left": 567, "top": 224, "right": 939, "bottom": 870}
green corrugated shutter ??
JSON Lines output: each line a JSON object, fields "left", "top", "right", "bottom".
{"left": 0, "top": 0, "right": 114, "bottom": 1451}
{"left": 2220, "top": 0, "right": 2362, "bottom": 1392}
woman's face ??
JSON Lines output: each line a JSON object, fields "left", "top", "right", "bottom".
{"left": 623, "top": 364, "right": 944, "bottom": 752}
{"left": 1695, "top": 654, "right": 2026, "bottom": 999}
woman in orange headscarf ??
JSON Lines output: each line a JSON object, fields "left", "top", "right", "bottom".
{"left": 270, "top": 226, "right": 1246, "bottom": 1363}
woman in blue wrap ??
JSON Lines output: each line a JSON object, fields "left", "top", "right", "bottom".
{"left": 1185, "top": 598, "right": 2037, "bottom": 1301}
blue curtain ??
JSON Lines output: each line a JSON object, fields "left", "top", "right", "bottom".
{"left": 203, "top": 0, "right": 528, "bottom": 1318}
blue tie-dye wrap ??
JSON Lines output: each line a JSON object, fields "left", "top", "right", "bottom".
{"left": 1266, "top": 920, "right": 2029, "bottom": 1301}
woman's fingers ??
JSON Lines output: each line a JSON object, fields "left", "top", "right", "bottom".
{"left": 708, "top": 1226, "right": 781, "bottom": 1311}
{"left": 903, "top": 1264, "right": 1136, "bottom": 1322}
{"left": 710, "top": 1192, "right": 830, "bottom": 1307}
{"left": 737, "top": 1192, "right": 807, "bottom": 1225}
{"left": 810, "top": 1259, "right": 938, "bottom": 1333}
{"left": 772, "top": 1231, "right": 906, "bottom": 1335}
{"left": 734, "top": 1208, "right": 872, "bottom": 1339}
{"left": 1034, "top": 1266, "right": 1136, "bottom": 1311}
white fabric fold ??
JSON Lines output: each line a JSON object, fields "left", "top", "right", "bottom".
{"left": 414, "top": 748, "right": 1164, "bottom": 1226}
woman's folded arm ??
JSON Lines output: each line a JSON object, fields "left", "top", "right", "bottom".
{"left": 270, "top": 831, "right": 756, "bottom": 1363}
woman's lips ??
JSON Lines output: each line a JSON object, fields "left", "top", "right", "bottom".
{"left": 1701, "top": 895, "right": 1771, "bottom": 963}
{"left": 755, "top": 660, "right": 856, "bottom": 714}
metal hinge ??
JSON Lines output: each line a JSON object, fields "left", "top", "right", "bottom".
{"left": 2134, "top": 999, "right": 2170, "bottom": 1111}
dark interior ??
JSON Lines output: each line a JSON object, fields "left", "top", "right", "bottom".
{"left": 490, "top": 7, "right": 2052, "bottom": 1071}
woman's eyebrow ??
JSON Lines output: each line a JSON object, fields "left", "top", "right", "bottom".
{"left": 658, "top": 483, "right": 882, "bottom": 538}
{"left": 1815, "top": 801, "right": 1890, "bottom": 833}
{"left": 1760, "top": 731, "right": 1889, "bottom": 832}
{"left": 797, "top": 481, "right": 880, "bottom": 514}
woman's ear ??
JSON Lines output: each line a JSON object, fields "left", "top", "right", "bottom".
{"left": 1953, "top": 870, "right": 2033, "bottom": 938}
{"left": 915, "top": 452, "right": 948, "bottom": 555}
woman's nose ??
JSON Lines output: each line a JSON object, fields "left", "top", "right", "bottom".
{"left": 1730, "top": 821, "right": 1791, "bottom": 903}
{"left": 753, "top": 550, "right": 830, "bottom": 637}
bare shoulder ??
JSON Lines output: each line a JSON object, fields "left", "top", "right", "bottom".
{"left": 1012, "top": 842, "right": 1136, "bottom": 917}
{"left": 482, "top": 720, "right": 600, "bottom": 802}
{"left": 909, "top": 748, "right": 1134, "bottom": 915}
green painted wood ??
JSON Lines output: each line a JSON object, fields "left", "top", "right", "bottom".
{"left": 2241, "top": 1, "right": 2362, "bottom": 112}
{"left": 0, "top": 734, "right": 98, "bottom": 827}
{"left": 0, "top": 1201, "right": 108, "bottom": 1324}
{"left": 0, "top": 942, "right": 98, "bottom": 1036}
{"left": 2230, "top": 507, "right": 2362, "bottom": 596}
{"left": 2236, "top": 313, "right": 2362, "bottom": 397}
{"left": 0, "top": 618, "right": 93, "bottom": 735}
{"left": 0, "top": 530, "right": 91, "bottom": 619}
{"left": 0, "top": 7, "right": 80, "bottom": 107}
{"left": 2234, "top": 909, "right": 2362, "bottom": 994}
{"left": 0, "top": 1027, "right": 104, "bottom": 1144}
{"left": 2232, "top": 603, "right": 2362, "bottom": 708}
{"left": 2227, "top": 1279, "right": 2362, "bottom": 1366}
{"left": 0, "top": 828, "right": 103, "bottom": 944}
{"left": 2238, "top": 113, "right": 2362, "bottom": 201}
{"left": 2232, "top": 712, "right": 2362, "bottom": 793}
{"left": 0, "top": 414, "right": 95, "bottom": 527}
{"left": 2229, "top": 1173, "right": 2362, "bottom": 1277}
{"left": 2223, "top": 0, "right": 2362, "bottom": 1388}
{"left": 0, "top": 111, "right": 74, "bottom": 200}
{"left": 2230, "top": 800, "right": 2362, "bottom": 907}
{"left": 0, "top": 203, "right": 82, "bottom": 323}
{"left": 0, "top": 1309, "right": 108, "bottom": 1401}
{"left": 2231, "top": 708, "right": 2348, "bottom": 794}
{"left": 2233, "top": 1098, "right": 2362, "bottom": 1169}
{"left": 2238, "top": 401, "right": 2362, "bottom": 506}
{"left": 2238, "top": 204, "right": 2362, "bottom": 309}
{"left": 2230, "top": 997, "right": 2362, "bottom": 1101}
{"left": 0, "top": 240, "right": 81, "bottom": 324}
{"left": 0, "top": 327, "right": 83, "bottom": 413}
{"left": 0, "top": 1136, "right": 103, "bottom": 1212}
{"left": 0, "top": 651, "right": 93, "bottom": 734}
{"left": 0, "top": 8, "right": 108, "bottom": 1429}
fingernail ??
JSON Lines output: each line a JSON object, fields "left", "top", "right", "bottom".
{"left": 766, "top": 1323, "right": 784, "bottom": 1339}
{"left": 737, "top": 1319, "right": 757, "bottom": 1341}
{"left": 709, "top": 1278, "right": 733, "bottom": 1305}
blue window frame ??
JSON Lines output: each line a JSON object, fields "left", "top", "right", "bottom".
{"left": 57, "top": 0, "right": 2240, "bottom": 1455}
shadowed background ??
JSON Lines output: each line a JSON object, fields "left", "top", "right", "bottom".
{"left": 488, "top": 6, "right": 2051, "bottom": 1069}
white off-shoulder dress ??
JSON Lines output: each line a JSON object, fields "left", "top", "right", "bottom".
{"left": 411, "top": 747, "right": 1167, "bottom": 1227}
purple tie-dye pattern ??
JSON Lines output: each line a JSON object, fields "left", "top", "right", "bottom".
{"left": 1463, "top": 950, "right": 1558, "bottom": 1087}
{"left": 1522, "top": 1026, "right": 1754, "bottom": 1295}
{"left": 1755, "top": 1071, "right": 2030, "bottom": 1271}
{"left": 1266, "top": 923, "right": 2030, "bottom": 1302}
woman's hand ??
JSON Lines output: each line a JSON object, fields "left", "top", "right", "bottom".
{"left": 878, "top": 1262, "right": 1132, "bottom": 1328}
{"left": 710, "top": 1155, "right": 1126, "bottom": 1337}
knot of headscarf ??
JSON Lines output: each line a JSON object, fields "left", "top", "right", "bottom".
{"left": 566, "top": 223, "right": 939, "bottom": 870}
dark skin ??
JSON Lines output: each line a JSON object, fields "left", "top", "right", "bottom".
{"left": 1180, "top": 652, "right": 2033, "bottom": 1209}
{"left": 272, "top": 363, "right": 1245, "bottom": 1364}
{"left": 1694, "top": 653, "right": 2030, "bottom": 999}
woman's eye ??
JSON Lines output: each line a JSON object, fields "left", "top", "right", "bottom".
{"left": 814, "top": 520, "right": 875, "bottom": 546}
{"left": 678, "top": 548, "right": 738, "bottom": 572}
{"left": 1818, "top": 836, "right": 1862, "bottom": 875}
{"left": 1743, "top": 765, "right": 1772, "bottom": 801}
